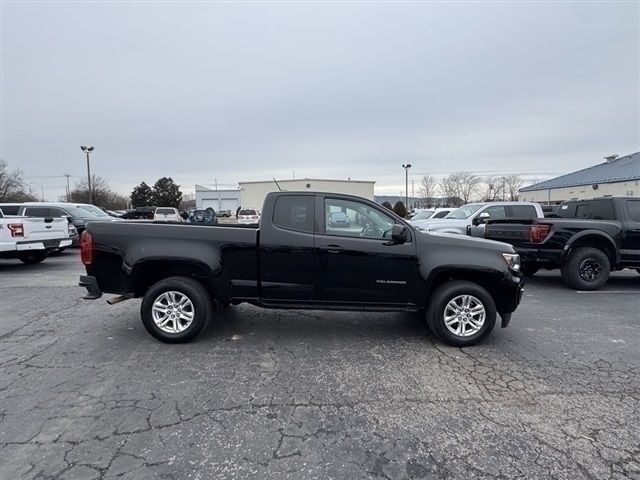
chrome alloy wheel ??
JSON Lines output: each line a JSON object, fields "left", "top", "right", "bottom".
{"left": 443, "top": 295, "right": 486, "bottom": 337}
{"left": 151, "top": 291, "right": 195, "bottom": 334}
{"left": 579, "top": 258, "right": 601, "bottom": 282}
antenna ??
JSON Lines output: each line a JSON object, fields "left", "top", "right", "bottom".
{"left": 273, "top": 178, "right": 282, "bottom": 191}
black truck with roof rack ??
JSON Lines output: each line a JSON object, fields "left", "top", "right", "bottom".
{"left": 482, "top": 197, "right": 640, "bottom": 290}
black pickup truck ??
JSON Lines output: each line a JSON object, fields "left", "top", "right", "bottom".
{"left": 482, "top": 197, "right": 640, "bottom": 290}
{"left": 79, "top": 191, "right": 524, "bottom": 347}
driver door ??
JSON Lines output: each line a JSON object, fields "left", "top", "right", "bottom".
{"left": 314, "top": 196, "right": 419, "bottom": 306}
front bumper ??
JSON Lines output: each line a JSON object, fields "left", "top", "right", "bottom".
{"left": 498, "top": 273, "right": 524, "bottom": 328}
{"left": 79, "top": 275, "right": 102, "bottom": 300}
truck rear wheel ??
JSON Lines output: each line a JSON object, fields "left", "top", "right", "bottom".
{"left": 561, "top": 247, "right": 610, "bottom": 291}
{"left": 17, "top": 251, "right": 47, "bottom": 264}
{"left": 427, "top": 280, "right": 496, "bottom": 347}
{"left": 141, "top": 276, "right": 211, "bottom": 343}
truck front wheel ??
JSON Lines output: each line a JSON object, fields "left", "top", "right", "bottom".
{"left": 141, "top": 276, "right": 212, "bottom": 343}
{"left": 561, "top": 247, "right": 610, "bottom": 290}
{"left": 427, "top": 280, "right": 497, "bottom": 347}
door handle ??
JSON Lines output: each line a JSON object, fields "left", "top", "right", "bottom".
{"left": 320, "top": 245, "right": 344, "bottom": 254}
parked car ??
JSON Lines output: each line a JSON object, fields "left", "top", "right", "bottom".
{"left": 79, "top": 191, "right": 524, "bottom": 347}
{"left": 410, "top": 208, "right": 454, "bottom": 229}
{"left": 416, "top": 202, "right": 544, "bottom": 235}
{"left": 4, "top": 202, "right": 122, "bottom": 238}
{"left": 154, "top": 207, "right": 181, "bottom": 222}
{"left": 328, "top": 211, "right": 351, "bottom": 227}
{"left": 0, "top": 208, "right": 72, "bottom": 263}
{"left": 188, "top": 208, "right": 218, "bottom": 225}
{"left": 481, "top": 196, "right": 640, "bottom": 290}
{"left": 122, "top": 207, "right": 156, "bottom": 220}
{"left": 215, "top": 210, "right": 233, "bottom": 218}
{"left": 238, "top": 208, "right": 261, "bottom": 225}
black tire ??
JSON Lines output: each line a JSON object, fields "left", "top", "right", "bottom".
{"left": 561, "top": 247, "right": 610, "bottom": 291}
{"left": 426, "top": 280, "right": 497, "bottom": 347}
{"left": 17, "top": 251, "right": 47, "bottom": 264}
{"left": 521, "top": 264, "right": 539, "bottom": 277}
{"left": 141, "top": 276, "right": 212, "bottom": 343}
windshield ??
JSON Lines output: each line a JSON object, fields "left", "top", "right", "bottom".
{"left": 445, "top": 204, "right": 484, "bottom": 219}
{"left": 240, "top": 209, "right": 257, "bottom": 215}
{"left": 156, "top": 208, "right": 176, "bottom": 214}
{"left": 412, "top": 210, "right": 434, "bottom": 220}
{"left": 78, "top": 205, "right": 110, "bottom": 217}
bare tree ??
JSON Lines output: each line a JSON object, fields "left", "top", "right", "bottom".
{"left": 0, "top": 159, "right": 38, "bottom": 202}
{"left": 418, "top": 174, "right": 438, "bottom": 207}
{"left": 504, "top": 174, "right": 523, "bottom": 201}
{"left": 438, "top": 175, "right": 458, "bottom": 206}
{"left": 70, "top": 175, "right": 128, "bottom": 209}
{"left": 483, "top": 175, "right": 501, "bottom": 201}
{"left": 453, "top": 172, "right": 482, "bottom": 204}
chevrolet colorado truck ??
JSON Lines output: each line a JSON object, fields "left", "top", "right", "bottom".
{"left": 482, "top": 197, "right": 640, "bottom": 290}
{"left": 79, "top": 192, "right": 524, "bottom": 347}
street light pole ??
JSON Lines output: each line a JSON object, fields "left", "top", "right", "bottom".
{"left": 402, "top": 164, "right": 412, "bottom": 211}
{"left": 80, "top": 146, "right": 95, "bottom": 204}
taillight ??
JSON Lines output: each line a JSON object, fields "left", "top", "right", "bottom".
{"left": 529, "top": 224, "right": 550, "bottom": 244}
{"left": 80, "top": 230, "right": 94, "bottom": 265}
{"left": 8, "top": 223, "right": 24, "bottom": 237}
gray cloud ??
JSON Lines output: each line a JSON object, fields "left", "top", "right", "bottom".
{"left": 1, "top": 2, "right": 638, "bottom": 200}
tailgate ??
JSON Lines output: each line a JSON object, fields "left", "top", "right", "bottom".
{"left": 23, "top": 218, "right": 70, "bottom": 241}
{"left": 484, "top": 220, "right": 535, "bottom": 245}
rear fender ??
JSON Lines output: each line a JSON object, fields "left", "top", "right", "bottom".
{"left": 562, "top": 230, "right": 619, "bottom": 264}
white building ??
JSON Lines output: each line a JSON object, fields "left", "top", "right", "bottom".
{"left": 519, "top": 152, "right": 640, "bottom": 204}
{"left": 195, "top": 185, "right": 241, "bottom": 212}
{"left": 239, "top": 178, "right": 376, "bottom": 210}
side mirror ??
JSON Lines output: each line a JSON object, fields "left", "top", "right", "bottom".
{"left": 66, "top": 216, "right": 74, "bottom": 223}
{"left": 391, "top": 224, "right": 408, "bottom": 244}
{"left": 475, "top": 212, "right": 491, "bottom": 225}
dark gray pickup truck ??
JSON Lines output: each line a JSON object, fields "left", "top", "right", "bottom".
{"left": 482, "top": 197, "right": 640, "bottom": 290}
{"left": 80, "top": 192, "right": 524, "bottom": 347}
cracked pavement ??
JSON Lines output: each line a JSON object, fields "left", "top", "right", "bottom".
{"left": 1, "top": 252, "right": 639, "bottom": 479}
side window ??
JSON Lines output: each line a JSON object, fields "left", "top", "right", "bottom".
{"left": 0, "top": 205, "right": 20, "bottom": 215}
{"left": 509, "top": 205, "right": 537, "bottom": 218}
{"left": 49, "top": 208, "right": 67, "bottom": 217}
{"left": 273, "top": 195, "right": 314, "bottom": 233}
{"left": 23, "top": 207, "right": 50, "bottom": 217}
{"left": 324, "top": 198, "right": 395, "bottom": 240}
{"left": 574, "top": 202, "right": 615, "bottom": 220}
{"left": 482, "top": 205, "right": 506, "bottom": 220}
{"left": 433, "top": 211, "right": 449, "bottom": 218}
{"left": 626, "top": 200, "right": 640, "bottom": 222}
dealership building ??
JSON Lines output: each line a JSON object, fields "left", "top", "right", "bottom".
{"left": 238, "top": 178, "right": 376, "bottom": 211}
{"left": 518, "top": 152, "right": 640, "bottom": 204}
{"left": 195, "top": 185, "right": 241, "bottom": 211}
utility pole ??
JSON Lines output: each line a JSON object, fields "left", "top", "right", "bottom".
{"left": 80, "top": 146, "right": 95, "bottom": 204}
{"left": 402, "top": 164, "right": 412, "bottom": 211}
{"left": 65, "top": 174, "right": 71, "bottom": 202}
{"left": 411, "top": 179, "right": 415, "bottom": 207}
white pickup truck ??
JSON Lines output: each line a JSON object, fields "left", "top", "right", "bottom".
{"left": 0, "top": 209, "right": 72, "bottom": 264}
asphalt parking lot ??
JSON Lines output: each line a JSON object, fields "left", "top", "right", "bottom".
{"left": 1, "top": 251, "right": 639, "bottom": 480}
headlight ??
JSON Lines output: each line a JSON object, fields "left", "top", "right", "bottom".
{"left": 502, "top": 253, "right": 521, "bottom": 271}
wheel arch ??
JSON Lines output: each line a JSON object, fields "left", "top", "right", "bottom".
{"left": 131, "top": 259, "right": 218, "bottom": 298}
{"left": 564, "top": 231, "right": 618, "bottom": 265}
{"left": 425, "top": 267, "right": 509, "bottom": 314}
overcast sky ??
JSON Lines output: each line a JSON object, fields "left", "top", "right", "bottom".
{"left": 1, "top": 1, "right": 638, "bottom": 201}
